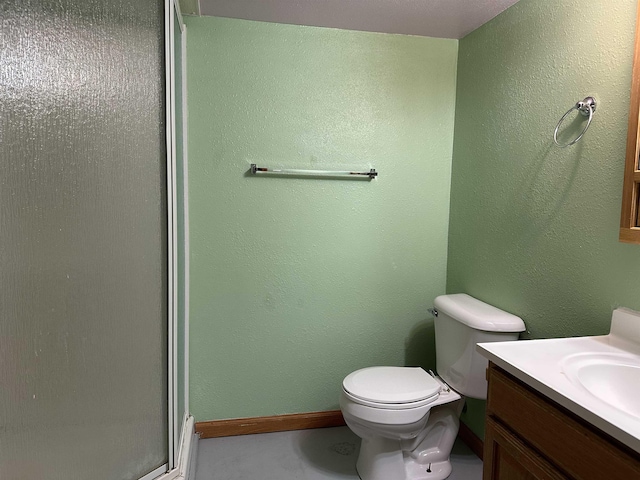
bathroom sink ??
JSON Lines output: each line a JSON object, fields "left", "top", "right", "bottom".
{"left": 478, "top": 307, "right": 640, "bottom": 454}
{"left": 562, "top": 353, "right": 640, "bottom": 418}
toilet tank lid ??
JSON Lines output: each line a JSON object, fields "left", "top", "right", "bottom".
{"left": 434, "top": 294, "right": 525, "bottom": 333}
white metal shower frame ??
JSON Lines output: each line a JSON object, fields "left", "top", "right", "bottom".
{"left": 150, "top": 0, "right": 191, "bottom": 479}
{"left": 167, "top": 0, "right": 190, "bottom": 473}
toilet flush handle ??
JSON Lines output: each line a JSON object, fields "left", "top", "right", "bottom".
{"left": 428, "top": 307, "right": 438, "bottom": 317}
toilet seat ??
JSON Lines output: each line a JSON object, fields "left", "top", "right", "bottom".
{"left": 342, "top": 366, "right": 442, "bottom": 409}
{"left": 342, "top": 387, "right": 439, "bottom": 409}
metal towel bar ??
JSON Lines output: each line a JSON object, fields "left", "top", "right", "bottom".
{"left": 250, "top": 164, "right": 378, "bottom": 179}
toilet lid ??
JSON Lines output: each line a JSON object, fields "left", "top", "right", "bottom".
{"left": 342, "top": 366, "right": 441, "bottom": 404}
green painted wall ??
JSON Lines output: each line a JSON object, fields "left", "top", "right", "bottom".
{"left": 185, "top": 16, "right": 458, "bottom": 421}
{"left": 178, "top": 0, "right": 198, "bottom": 16}
{"left": 449, "top": 0, "right": 639, "bottom": 437}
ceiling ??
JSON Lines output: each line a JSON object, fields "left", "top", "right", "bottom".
{"left": 187, "top": 0, "right": 522, "bottom": 39}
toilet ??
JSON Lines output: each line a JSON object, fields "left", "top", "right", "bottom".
{"left": 340, "top": 293, "right": 525, "bottom": 480}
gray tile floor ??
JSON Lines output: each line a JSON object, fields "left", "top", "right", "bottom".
{"left": 195, "top": 426, "right": 482, "bottom": 480}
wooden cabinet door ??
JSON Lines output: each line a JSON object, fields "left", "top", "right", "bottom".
{"left": 486, "top": 364, "right": 640, "bottom": 479}
{"left": 484, "top": 418, "right": 568, "bottom": 480}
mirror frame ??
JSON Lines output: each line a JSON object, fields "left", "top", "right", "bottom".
{"left": 620, "top": 1, "right": 640, "bottom": 243}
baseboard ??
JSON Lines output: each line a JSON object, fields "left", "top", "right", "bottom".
{"left": 458, "top": 421, "right": 484, "bottom": 460}
{"left": 195, "top": 410, "right": 484, "bottom": 462}
{"left": 157, "top": 415, "right": 197, "bottom": 480}
{"left": 195, "top": 410, "right": 346, "bottom": 439}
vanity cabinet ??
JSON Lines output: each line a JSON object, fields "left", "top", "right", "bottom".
{"left": 483, "top": 362, "right": 640, "bottom": 480}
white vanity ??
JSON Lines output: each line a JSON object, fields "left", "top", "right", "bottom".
{"left": 478, "top": 308, "right": 640, "bottom": 479}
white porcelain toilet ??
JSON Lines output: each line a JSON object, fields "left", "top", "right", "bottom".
{"left": 340, "top": 293, "right": 525, "bottom": 480}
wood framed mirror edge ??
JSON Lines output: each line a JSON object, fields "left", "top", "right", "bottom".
{"left": 620, "top": 0, "right": 640, "bottom": 243}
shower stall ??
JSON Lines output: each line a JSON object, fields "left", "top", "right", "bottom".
{"left": 0, "top": 0, "right": 188, "bottom": 478}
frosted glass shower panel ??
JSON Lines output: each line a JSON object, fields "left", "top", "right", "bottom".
{"left": 0, "top": 1, "right": 168, "bottom": 479}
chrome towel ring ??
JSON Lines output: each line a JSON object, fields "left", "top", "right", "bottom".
{"left": 553, "top": 96, "right": 597, "bottom": 147}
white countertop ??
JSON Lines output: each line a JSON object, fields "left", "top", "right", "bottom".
{"left": 478, "top": 325, "right": 640, "bottom": 454}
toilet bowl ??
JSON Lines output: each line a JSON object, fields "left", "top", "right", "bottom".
{"left": 340, "top": 294, "right": 525, "bottom": 480}
{"left": 340, "top": 366, "right": 463, "bottom": 480}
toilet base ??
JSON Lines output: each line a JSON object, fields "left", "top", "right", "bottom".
{"left": 404, "top": 458, "right": 452, "bottom": 480}
{"left": 356, "top": 452, "right": 452, "bottom": 480}
{"left": 356, "top": 436, "right": 405, "bottom": 480}
{"left": 355, "top": 442, "right": 452, "bottom": 480}
{"left": 352, "top": 401, "right": 463, "bottom": 480}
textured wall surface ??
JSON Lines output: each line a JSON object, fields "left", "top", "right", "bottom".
{"left": 178, "top": 0, "right": 199, "bottom": 16}
{"left": 449, "top": 0, "right": 639, "bottom": 436}
{"left": 185, "top": 16, "right": 458, "bottom": 421}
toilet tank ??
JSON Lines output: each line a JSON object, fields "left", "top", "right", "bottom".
{"left": 433, "top": 294, "right": 525, "bottom": 399}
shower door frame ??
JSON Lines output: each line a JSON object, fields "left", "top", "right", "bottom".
{"left": 167, "top": 0, "right": 180, "bottom": 471}
{"left": 139, "top": 1, "right": 190, "bottom": 478}
{"left": 166, "top": 0, "right": 189, "bottom": 474}
{"left": 2, "top": 0, "right": 187, "bottom": 477}
{"left": 163, "top": 0, "right": 190, "bottom": 477}
{"left": 138, "top": 0, "right": 183, "bottom": 477}
{"left": 128, "top": 2, "right": 187, "bottom": 477}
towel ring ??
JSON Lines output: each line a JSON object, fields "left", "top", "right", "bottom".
{"left": 553, "top": 97, "right": 597, "bottom": 148}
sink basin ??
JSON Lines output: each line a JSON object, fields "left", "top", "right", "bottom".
{"left": 562, "top": 353, "right": 640, "bottom": 418}
{"left": 478, "top": 307, "right": 640, "bottom": 453}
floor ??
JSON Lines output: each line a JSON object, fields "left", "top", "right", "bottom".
{"left": 195, "top": 426, "right": 483, "bottom": 480}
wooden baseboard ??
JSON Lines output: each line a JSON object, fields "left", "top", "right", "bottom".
{"left": 195, "top": 410, "right": 346, "bottom": 439}
{"left": 458, "top": 421, "right": 484, "bottom": 460}
{"left": 196, "top": 410, "right": 485, "bottom": 461}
